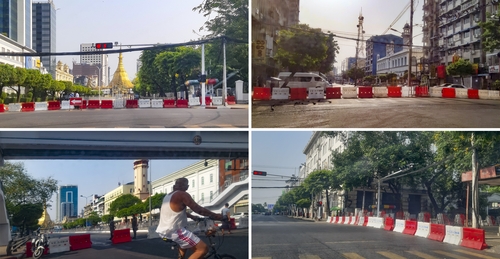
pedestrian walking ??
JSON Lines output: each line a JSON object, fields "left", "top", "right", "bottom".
{"left": 132, "top": 214, "right": 138, "bottom": 239}
{"left": 109, "top": 218, "right": 115, "bottom": 240}
{"left": 220, "top": 203, "right": 231, "bottom": 235}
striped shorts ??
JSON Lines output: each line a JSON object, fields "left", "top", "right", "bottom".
{"left": 171, "top": 227, "right": 201, "bottom": 249}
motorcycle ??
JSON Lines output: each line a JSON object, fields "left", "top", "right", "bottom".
{"left": 31, "top": 228, "right": 49, "bottom": 259}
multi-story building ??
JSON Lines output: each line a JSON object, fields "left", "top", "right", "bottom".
{"left": 252, "top": 0, "right": 300, "bottom": 86}
{"left": 72, "top": 62, "right": 101, "bottom": 88}
{"left": 54, "top": 60, "right": 73, "bottom": 82}
{"left": 56, "top": 185, "right": 78, "bottom": 222}
{"left": 422, "top": 0, "right": 441, "bottom": 86}
{"left": 80, "top": 43, "right": 109, "bottom": 85}
{"left": 341, "top": 57, "right": 357, "bottom": 73}
{"left": 103, "top": 182, "right": 135, "bottom": 215}
{"left": 32, "top": 0, "right": 56, "bottom": 77}
{"left": 365, "top": 34, "right": 404, "bottom": 76}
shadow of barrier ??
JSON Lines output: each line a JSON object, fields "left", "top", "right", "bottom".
{"left": 21, "top": 102, "right": 35, "bottom": 112}
{"left": 126, "top": 99, "right": 139, "bottom": 108}
{"left": 252, "top": 87, "right": 271, "bottom": 100}
{"left": 101, "top": 100, "right": 113, "bottom": 109}
{"left": 47, "top": 101, "right": 61, "bottom": 110}
{"left": 461, "top": 227, "right": 488, "bottom": 250}
{"left": 163, "top": 99, "right": 176, "bottom": 108}
{"left": 112, "top": 228, "right": 132, "bottom": 244}
{"left": 69, "top": 234, "right": 92, "bottom": 251}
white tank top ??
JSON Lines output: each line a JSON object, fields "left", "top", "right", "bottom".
{"left": 156, "top": 191, "right": 188, "bottom": 237}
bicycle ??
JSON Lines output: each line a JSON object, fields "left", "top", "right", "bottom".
{"left": 162, "top": 217, "right": 236, "bottom": 259}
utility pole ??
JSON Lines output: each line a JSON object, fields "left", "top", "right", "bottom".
{"left": 408, "top": 0, "right": 413, "bottom": 90}
{"left": 471, "top": 133, "right": 479, "bottom": 228}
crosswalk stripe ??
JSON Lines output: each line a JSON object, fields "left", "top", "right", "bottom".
{"left": 406, "top": 250, "right": 439, "bottom": 259}
{"left": 455, "top": 249, "right": 499, "bottom": 259}
{"left": 342, "top": 253, "right": 365, "bottom": 259}
{"left": 433, "top": 250, "right": 469, "bottom": 259}
{"left": 376, "top": 251, "right": 406, "bottom": 259}
{"left": 298, "top": 255, "right": 321, "bottom": 259}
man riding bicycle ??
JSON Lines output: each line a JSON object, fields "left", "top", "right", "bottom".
{"left": 156, "top": 178, "right": 223, "bottom": 259}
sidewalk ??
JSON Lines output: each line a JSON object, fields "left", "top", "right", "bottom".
{"left": 191, "top": 104, "right": 248, "bottom": 109}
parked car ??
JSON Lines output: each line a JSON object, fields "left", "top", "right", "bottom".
{"left": 436, "top": 83, "right": 468, "bottom": 88}
{"left": 233, "top": 212, "right": 248, "bottom": 219}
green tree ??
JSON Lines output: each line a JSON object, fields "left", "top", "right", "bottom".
{"left": 101, "top": 214, "right": 114, "bottom": 224}
{"left": 379, "top": 75, "right": 387, "bottom": 84}
{"left": 10, "top": 203, "right": 43, "bottom": 235}
{"left": 386, "top": 73, "right": 398, "bottom": 85}
{"left": 143, "top": 193, "right": 166, "bottom": 211}
{"left": 251, "top": 203, "right": 266, "bottom": 213}
{"left": 347, "top": 67, "right": 364, "bottom": 86}
{"left": 479, "top": 9, "right": 500, "bottom": 52}
{"left": 446, "top": 59, "right": 474, "bottom": 85}
{"left": 363, "top": 75, "right": 376, "bottom": 85}
{"left": 109, "top": 194, "right": 142, "bottom": 215}
{"left": 275, "top": 24, "right": 330, "bottom": 88}
{"left": 0, "top": 64, "right": 15, "bottom": 94}
{"left": 319, "top": 33, "right": 340, "bottom": 73}
{"left": 22, "top": 69, "right": 41, "bottom": 101}
{"left": 303, "top": 169, "right": 339, "bottom": 215}
{"left": 87, "top": 212, "right": 101, "bottom": 226}
{"left": 9, "top": 67, "right": 27, "bottom": 102}
{"left": 193, "top": 0, "right": 248, "bottom": 86}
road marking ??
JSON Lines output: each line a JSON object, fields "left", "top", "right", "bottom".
{"left": 324, "top": 241, "right": 376, "bottom": 244}
{"left": 252, "top": 257, "right": 272, "bottom": 259}
{"left": 406, "top": 250, "right": 439, "bottom": 259}
{"left": 433, "top": 250, "right": 469, "bottom": 259}
{"left": 376, "top": 251, "right": 406, "bottom": 259}
{"left": 343, "top": 253, "right": 365, "bottom": 259}
{"left": 299, "top": 255, "right": 321, "bottom": 259}
{"left": 455, "top": 249, "right": 499, "bottom": 259}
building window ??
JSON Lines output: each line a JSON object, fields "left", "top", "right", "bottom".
{"left": 210, "top": 191, "right": 213, "bottom": 200}
{"left": 225, "top": 160, "right": 232, "bottom": 171}
{"left": 192, "top": 180, "right": 195, "bottom": 188}
{"left": 464, "top": 31, "right": 470, "bottom": 40}
{"left": 201, "top": 193, "right": 204, "bottom": 203}
{"left": 201, "top": 176, "right": 204, "bottom": 185}
{"left": 210, "top": 174, "right": 213, "bottom": 183}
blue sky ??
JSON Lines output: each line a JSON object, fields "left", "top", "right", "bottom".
{"left": 300, "top": 0, "right": 424, "bottom": 72}
{"left": 54, "top": 0, "right": 213, "bottom": 81}
{"left": 252, "top": 131, "right": 312, "bottom": 207}
{"left": 9, "top": 159, "right": 200, "bottom": 220}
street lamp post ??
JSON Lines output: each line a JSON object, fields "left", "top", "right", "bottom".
{"left": 95, "top": 65, "right": 102, "bottom": 101}
{"left": 80, "top": 194, "right": 93, "bottom": 228}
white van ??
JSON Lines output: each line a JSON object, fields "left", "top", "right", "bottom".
{"left": 277, "top": 72, "right": 332, "bottom": 88}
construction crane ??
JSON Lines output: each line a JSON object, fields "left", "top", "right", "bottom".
{"left": 355, "top": 9, "right": 365, "bottom": 67}
{"left": 382, "top": 1, "right": 411, "bottom": 35}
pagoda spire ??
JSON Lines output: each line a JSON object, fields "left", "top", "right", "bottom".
{"left": 107, "top": 53, "right": 134, "bottom": 94}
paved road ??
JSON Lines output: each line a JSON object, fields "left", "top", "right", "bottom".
{"left": 252, "top": 214, "right": 498, "bottom": 259}
{"left": 252, "top": 98, "right": 500, "bottom": 128}
{"left": 0, "top": 106, "right": 248, "bottom": 128}
{"left": 35, "top": 229, "right": 247, "bottom": 259}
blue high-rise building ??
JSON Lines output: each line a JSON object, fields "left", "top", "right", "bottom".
{"left": 0, "top": 0, "right": 32, "bottom": 47}
{"left": 56, "top": 185, "right": 78, "bottom": 222}
{"left": 365, "top": 34, "right": 404, "bottom": 75}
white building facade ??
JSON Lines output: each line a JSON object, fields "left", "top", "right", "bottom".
{"left": 80, "top": 43, "right": 109, "bottom": 86}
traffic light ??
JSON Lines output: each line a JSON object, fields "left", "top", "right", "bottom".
{"left": 253, "top": 170, "right": 267, "bottom": 176}
{"left": 317, "top": 201, "right": 322, "bottom": 207}
{"left": 198, "top": 74, "right": 207, "bottom": 83}
{"left": 95, "top": 42, "right": 113, "bottom": 49}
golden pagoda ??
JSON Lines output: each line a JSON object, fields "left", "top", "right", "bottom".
{"left": 107, "top": 53, "right": 134, "bottom": 94}
{"left": 38, "top": 203, "right": 53, "bottom": 229}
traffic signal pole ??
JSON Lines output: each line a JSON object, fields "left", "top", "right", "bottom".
{"left": 201, "top": 44, "right": 206, "bottom": 107}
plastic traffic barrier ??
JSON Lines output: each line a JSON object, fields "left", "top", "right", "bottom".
{"left": 340, "top": 216, "right": 345, "bottom": 224}
{"left": 393, "top": 219, "right": 405, "bottom": 233}
{"left": 357, "top": 216, "right": 364, "bottom": 226}
{"left": 35, "top": 102, "right": 48, "bottom": 111}
{"left": 461, "top": 227, "right": 487, "bottom": 250}
{"left": 373, "top": 87, "right": 388, "bottom": 98}
{"left": 0, "top": 104, "right": 5, "bottom": 112}
{"left": 363, "top": 216, "right": 369, "bottom": 226}
{"left": 49, "top": 236, "right": 70, "bottom": 253}
{"left": 415, "top": 222, "right": 430, "bottom": 238}
{"left": 290, "top": 88, "right": 307, "bottom": 100}
{"left": 334, "top": 216, "right": 339, "bottom": 224}
{"left": 163, "top": 99, "right": 176, "bottom": 108}
{"left": 112, "top": 229, "right": 131, "bottom": 244}
{"left": 346, "top": 216, "right": 352, "bottom": 225}
{"left": 87, "top": 100, "right": 100, "bottom": 109}
{"left": 325, "top": 87, "right": 342, "bottom": 99}
{"left": 252, "top": 87, "right": 272, "bottom": 100}
{"left": 47, "top": 101, "right": 61, "bottom": 110}
{"left": 468, "top": 89, "right": 479, "bottom": 99}
{"left": 138, "top": 99, "right": 151, "bottom": 108}
{"left": 101, "top": 100, "right": 113, "bottom": 109}
{"left": 442, "top": 88, "right": 456, "bottom": 98}
{"left": 204, "top": 96, "right": 212, "bottom": 105}
{"left": 272, "top": 88, "right": 289, "bottom": 100}
{"left": 21, "top": 102, "right": 35, "bottom": 112}
{"left": 151, "top": 99, "right": 163, "bottom": 108}
{"left": 455, "top": 89, "right": 468, "bottom": 99}
{"left": 443, "top": 225, "right": 462, "bottom": 246}
{"left": 176, "top": 99, "right": 189, "bottom": 108}
{"left": 403, "top": 220, "right": 417, "bottom": 235}
{"left": 384, "top": 217, "right": 394, "bottom": 231}
{"left": 308, "top": 88, "right": 324, "bottom": 99}
{"left": 227, "top": 95, "right": 236, "bottom": 105}
{"left": 341, "top": 87, "right": 357, "bottom": 98}
{"left": 387, "top": 86, "right": 402, "bottom": 97}
{"left": 429, "top": 87, "right": 442, "bottom": 97}
{"left": 69, "top": 234, "right": 92, "bottom": 250}
{"left": 126, "top": 99, "right": 139, "bottom": 108}
{"left": 428, "top": 223, "right": 445, "bottom": 242}
{"left": 415, "top": 86, "right": 429, "bottom": 97}
{"left": 358, "top": 87, "right": 373, "bottom": 98}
